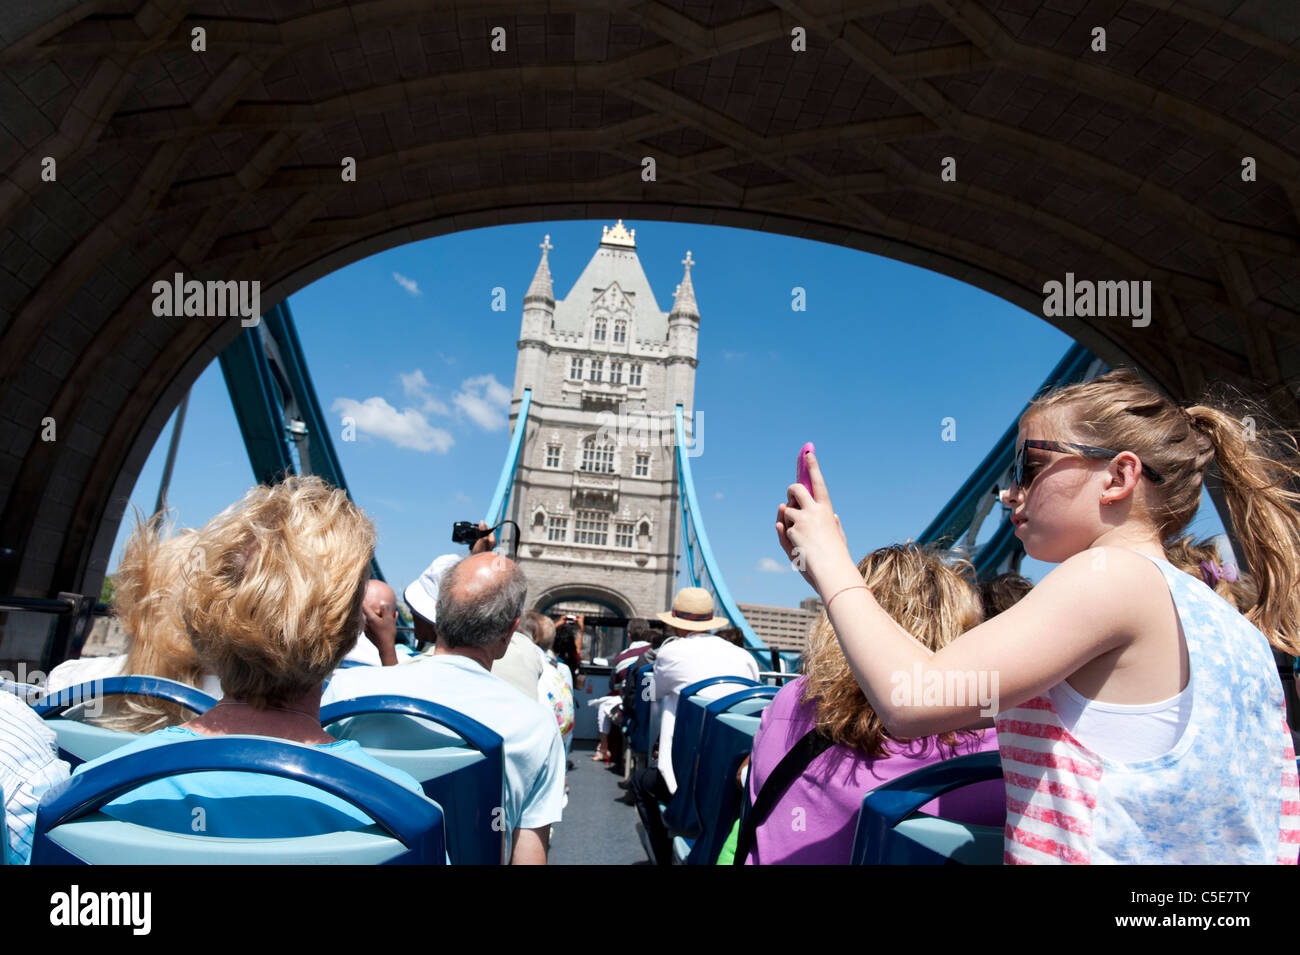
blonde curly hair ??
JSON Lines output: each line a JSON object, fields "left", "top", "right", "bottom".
{"left": 800, "top": 543, "right": 985, "bottom": 757}
{"left": 95, "top": 516, "right": 208, "bottom": 733}
{"left": 180, "top": 475, "right": 375, "bottom": 707}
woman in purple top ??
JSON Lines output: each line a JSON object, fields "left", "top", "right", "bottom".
{"left": 744, "top": 544, "right": 1005, "bottom": 865}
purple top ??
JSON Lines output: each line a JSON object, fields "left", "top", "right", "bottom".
{"left": 744, "top": 676, "right": 1004, "bottom": 865}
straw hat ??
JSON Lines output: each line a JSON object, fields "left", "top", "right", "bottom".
{"left": 656, "top": 587, "right": 730, "bottom": 632}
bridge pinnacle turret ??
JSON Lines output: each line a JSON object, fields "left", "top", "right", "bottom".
{"left": 670, "top": 250, "right": 698, "bottom": 320}
{"left": 525, "top": 233, "right": 555, "bottom": 305}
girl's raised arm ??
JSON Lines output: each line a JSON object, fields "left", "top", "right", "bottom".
{"left": 776, "top": 450, "right": 1140, "bottom": 737}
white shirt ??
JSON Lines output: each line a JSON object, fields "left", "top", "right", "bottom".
{"left": 321, "top": 652, "right": 566, "bottom": 858}
{"left": 650, "top": 635, "right": 760, "bottom": 793}
{"left": 1, "top": 690, "right": 70, "bottom": 864}
{"left": 491, "top": 633, "right": 545, "bottom": 699}
{"left": 44, "top": 654, "right": 223, "bottom": 699}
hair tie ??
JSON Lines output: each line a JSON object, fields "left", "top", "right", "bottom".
{"left": 1198, "top": 559, "right": 1238, "bottom": 587}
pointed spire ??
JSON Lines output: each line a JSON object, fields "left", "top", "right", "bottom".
{"left": 525, "top": 234, "right": 554, "bottom": 305}
{"left": 671, "top": 250, "right": 698, "bottom": 319}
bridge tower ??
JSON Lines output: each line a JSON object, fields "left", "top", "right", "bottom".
{"left": 507, "top": 221, "right": 699, "bottom": 627}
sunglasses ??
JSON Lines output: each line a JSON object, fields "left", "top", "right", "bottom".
{"left": 1011, "top": 439, "right": 1165, "bottom": 490}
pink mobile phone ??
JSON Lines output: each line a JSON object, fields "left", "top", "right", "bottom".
{"left": 796, "top": 442, "right": 815, "bottom": 494}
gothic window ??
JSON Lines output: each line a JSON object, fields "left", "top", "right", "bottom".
{"left": 547, "top": 515, "right": 568, "bottom": 542}
{"left": 594, "top": 317, "right": 607, "bottom": 342}
{"left": 574, "top": 510, "right": 608, "bottom": 546}
{"left": 569, "top": 357, "right": 584, "bottom": 380}
{"left": 637, "top": 521, "right": 651, "bottom": 549}
{"left": 581, "top": 436, "right": 615, "bottom": 473}
{"left": 635, "top": 453, "right": 649, "bottom": 477}
{"left": 615, "top": 522, "right": 635, "bottom": 548}
{"left": 589, "top": 359, "right": 603, "bottom": 383}
{"left": 629, "top": 363, "right": 643, "bottom": 386}
{"left": 610, "top": 361, "right": 623, "bottom": 384}
{"left": 613, "top": 320, "right": 627, "bottom": 344}
{"left": 545, "top": 445, "right": 561, "bottom": 468}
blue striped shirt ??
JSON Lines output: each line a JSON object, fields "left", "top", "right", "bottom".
{"left": 1, "top": 688, "right": 70, "bottom": 864}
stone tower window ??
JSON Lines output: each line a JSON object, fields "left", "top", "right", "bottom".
{"left": 594, "top": 317, "right": 607, "bottom": 341}
{"left": 629, "top": 362, "right": 643, "bottom": 386}
{"left": 581, "top": 436, "right": 615, "bottom": 473}
{"left": 613, "top": 320, "right": 627, "bottom": 344}
{"left": 569, "top": 356, "right": 584, "bottom": 380}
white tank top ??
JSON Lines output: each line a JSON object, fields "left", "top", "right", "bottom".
{"left": 995, "top": 552, "right": 1299, "bottom": 864}
{"left": 1048, "top": 678, "right": 1193, "bottom": 762}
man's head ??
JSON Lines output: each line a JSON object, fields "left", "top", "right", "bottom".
{"left": 363, "top": 579, "right": 397, "bottom": 622}
{"left": 655, "top": 587, "right": 729, "bottom": 636}
{"left": 434, "top": 553, "right": 528, "bottom": 659}
{"left": 519, "top": 610, "right": 556, "bottom": 650}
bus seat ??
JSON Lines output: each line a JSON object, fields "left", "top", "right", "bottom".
{"left": 31, "top": 736, "right": 446, "bottom": 865}
{"left": 320, "top": 695, "right": 505, "bottom": 866}
{"left": 850, "top": 751, "right": 1004, "bottom": 865}
{"left": 662, "top": 676, "right": 761, "bottom": 837}
{"left": 626, "top": 663, "right": 655, "bottom": 756}
{"left": 33, "top": 677, "right": 218, "bottom": 769}
{"left": 685, "top": 688, "right": 776, "bottom": 864}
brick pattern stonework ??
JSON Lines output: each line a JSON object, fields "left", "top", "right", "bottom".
{"left": 0, "top": 2, "right": 1297, "bottom": 649}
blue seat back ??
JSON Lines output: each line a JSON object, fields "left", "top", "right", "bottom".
{"left": 320, "top": 695, "right": 505, "bottom": 865}
{"left": 34, "top": 677, "right": 217, "bottom": 769}
{"left": 663, "top": 677, "right": 762, "bottom": 836}
{"left": 850, "top": 751, "right": 1004, "bottom": 865}
{"left": 32, "top": 737, "right": 445, "bottom": 865}
{"left": 684, "top": 687, "right": 776, "bottom": 863}
{"left": 627, "top": 664, "right": 655, "bottom": 753}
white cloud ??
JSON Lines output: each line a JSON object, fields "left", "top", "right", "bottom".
{"left": 453, "top": 374, "right": 512, "bottom": 431}
{"left": 332, "top": 396, "right": 453, "bottom": 453}
{"left": 757, "top": 557, "right": 787, "bottom": 574}
{"left": 393, "top": 272, "right": 421, "bottom": 296}
{"left": 722, "top": 350, "right": 746, "bottom": 360}
{"left": 400, "top": 369, "right": 451, "bottom": 416}
{"left": 714, "top": 491, "right": 724, "bottom": 500}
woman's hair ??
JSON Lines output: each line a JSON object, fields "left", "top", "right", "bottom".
{"left": 1164, "top": 535, "right": 1257, "bottom": 614}
{"left": 1025, "top": 368, "right": 1300, "bottom": 654}
{"left": 180, "top": 475, "right": 375, "bottom": 707}
{"left": 800, "top": 543, "right": 985, "bottom": 757}
{"left": 978, "top": 572, "right": 1035, "bottom": 618}
{"left": 553, "top": 624, "right": 581, "bottom": 674}
{"left": 97, "top": 516, "right": 208, "bottom": 733}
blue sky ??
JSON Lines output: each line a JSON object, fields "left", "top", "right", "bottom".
{"left": 110, "top": 218, "right": 1230, "bottom": 611}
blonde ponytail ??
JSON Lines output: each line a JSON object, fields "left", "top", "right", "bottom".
{"left": 1183, "top": 404, "right": 1300, "bottom": 655}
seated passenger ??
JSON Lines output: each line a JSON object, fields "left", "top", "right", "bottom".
{"left": 45, "top": 517, "right": 223, "bottom": 731}
{"left": 1, "top": 690, "right": 70, "bottom": 864}
{"left": 741, "top": 544, "right": 1001, "bottom": 865}
{"left": 340, "top": 579, "right": 411, "bottom": 667}
{"left": 322, "top": 552, "right": 566, "bottom": 865}
{"left": 628, "top": 587, "right": 760, "bottom": 865}
{"left": 72, "top": 476, "right": 424, "bottom": 837}
{"left": 519, "top": 611, "right": 575, "bottom": 746}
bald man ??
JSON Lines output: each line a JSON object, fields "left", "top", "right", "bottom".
{"left": 340, "top": 579, "right": 400, "bottom": 667}
{"left": 322, "top": 553, "right": 565, "bottom": 864}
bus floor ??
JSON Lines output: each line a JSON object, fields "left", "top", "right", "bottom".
{"left": 549, "top": 739, "right": 651, "bottom": 865}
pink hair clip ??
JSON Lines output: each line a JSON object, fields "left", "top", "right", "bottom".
{"left": 1199, "top": 559, "right": 1239, "bottom": 587}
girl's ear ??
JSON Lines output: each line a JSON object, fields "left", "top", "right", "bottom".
{"left": 1103, "top": 452, "right": 1144, "bottom": 504}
